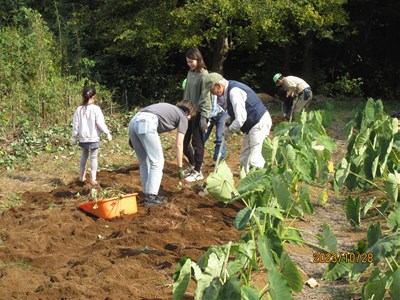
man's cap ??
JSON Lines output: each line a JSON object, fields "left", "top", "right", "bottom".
{"left": 205, "top": 72, "right": 223, "bottom": 90}
{"left": 273, "top": 73, "right": 282, "bottom": 86}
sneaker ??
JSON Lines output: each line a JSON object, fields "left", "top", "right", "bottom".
{"left": 185, "top": 170, "right": 204, "bottom": 182}
{"left": 143, "top": 194, "right": 164, "bottom": 206}
{"left": 183, "top": 164, "right": 195, "bottom": 176}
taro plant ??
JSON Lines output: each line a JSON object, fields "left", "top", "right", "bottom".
{"left": 345, "top": 195, "right": 394, "bottom": 229}
{"left": 323, "top": 207, "right": 400, "bottom": 300}
{"left": 173, "top": 110, "right": 341, "bottom": 299}
{"left": 263, "top": 110, "right": 336, "bottom": 184}
{"left": 334, "top": 98, "right": 399, "bottom": 192}
{"left": 173, "top": 162, "right": 339, "bottom": 299}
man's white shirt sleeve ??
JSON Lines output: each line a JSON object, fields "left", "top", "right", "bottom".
{"left": 228, "top": 87, "right": 247, "bottom": 132}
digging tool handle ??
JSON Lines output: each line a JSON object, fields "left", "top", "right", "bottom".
{"left": 214, "top": 136, "right": 225, "bottom": 172}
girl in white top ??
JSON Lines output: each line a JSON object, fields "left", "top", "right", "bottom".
{"left": 71, "top": 86, "right": 112, "bottom": 185}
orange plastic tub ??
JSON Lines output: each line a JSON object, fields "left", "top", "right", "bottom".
{"left": 78, "top": 193, "right": 138, "bottom": 219}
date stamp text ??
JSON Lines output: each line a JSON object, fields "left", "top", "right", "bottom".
{"left": 313, "top": 252, "right": 374, "bottom": 263}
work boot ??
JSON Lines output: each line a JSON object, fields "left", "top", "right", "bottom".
{"left": 144, "top": 194, "right": 164, "bottom": 206}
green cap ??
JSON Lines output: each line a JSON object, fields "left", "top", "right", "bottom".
{"left": 182, "top": 79, "right": 187, "bottom": 90}
{"left": 273, "top": 73, "right": 282, "bottom": 86}
{"left": 205, "top": 72, "right": 223, "bottom": 90}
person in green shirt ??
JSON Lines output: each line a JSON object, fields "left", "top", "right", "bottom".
{"left": 182, "top": 48, "right": 212, "bottom": 182}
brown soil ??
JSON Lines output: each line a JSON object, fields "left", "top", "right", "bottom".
{"left": 0, "top": 117, "right": 382, "bottom": 300}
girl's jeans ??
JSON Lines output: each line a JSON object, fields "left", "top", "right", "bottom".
{"left": 128, "top": 112, "right": 164, "bottom": 195}
{"left": 204, "top": 112, "right": 228, "bottom": 161}
{"left": 80, "top": 148, "right": 98, "bottom": 182}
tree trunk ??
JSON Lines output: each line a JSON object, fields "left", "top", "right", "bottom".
{"left": 211, "top": 35, "right": 229, "bottom": 74}
{"left": 284, "top": 46, "right": 291, "bottom": 74}
{"left": 301, "top": 31, "right": 315, "bottom": 84}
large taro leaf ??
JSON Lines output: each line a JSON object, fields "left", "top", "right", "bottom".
{"left": 390, "top": 268, "right": 400, "bottom": 299}
{"left": 235, "top": 240, "right": 257, "bottom": 271}
{"left": 335, "top": 158, "right": 350, "bottom": 189}
{"left": 273, "top": 121, "right": 292, "bottom": 137}
{"left": 202, "top": 276, "right": 242, "bottom": 300}
{"left": 281, "top": 226, "right": 305, "bottom": 246}
{"left": 322, "top": 260, "right": 353, "bottom": 280}
{"left": 354, "top": 128, "right": 371, "bottom": 156}
{"left": 268, "top": 266, "right": 293, "bottom": 300}
{"left": 315, "top": 134, "right": 337, "bottom": 153}
{"left": 299, "top": 185, "right": 314, "bottom": 215}
{"left": 363, "top": 147, "right": 380, "bottom": 180}
{"left": 241, "top": 286, "right": 262, "bottom": 300}
{"left": 365, "top": 98, "right": 383, "bottom": 124}
{"left": 288, "top": 124, "right": 303, "bottom": 143}
{"left": 384, "top": 171, "right": 400, "bottom": 203}
{"left": 350, "top": 231, "right": 400, "bottom": 282}
{"left": 279, "top": 253, "right": 303, "bottom": 292}
{"left": 347, "top": 162, "right": 362, "bottom": 190}
{"left": 361, "top": 268, "right": 387, "bottom": 300}
{"left": 257, "top": 229, "right": 283, "bottom": 271}
{"left": 363, "top": 196, "right": 377, "bottom": 217}
{"left": 387, "top": 208, "right": 400, "bottom": 232}
{"left": 198, "top": 245, "right": 228, "bottom": 272}
{"left": 173, "top": 257, "right": 192, "bottom": 300}
{"left": 219, "top": 276, "right": 242, "bottom": 300}
{"left": 206, "top": 160, "right": 237, "bottom": 203}
{"left": 262, "top": 137, "right": 279, "bottom": 166}
{"left": 367, "top": 221, "right": 382, "bottom": 247}
{"left": 201, "top": 277, "right": 223, "bottom": 300}
{"left": 227, "top": 260, "right": 247, "bottom": 278}
{"left": 391, "top": 117, "right": 399, "bottom": 134}
{"left": 234, "top": 207, "right": 253, "bottom": 230}
{"left": 294, "top": 152, "right": 313, "bottom": 183}
{"left": 344, "top": 196, "right": 361, "bottom": 228}
{"left": 316, "top": 223, "right": 338, "bottom": 253}
{"left": 237, "top": 169, "right": 269, "bottom": 196}
{"left": 195, "top": 247, "right": 229, "bottom": 300}
{"left": 378, "top": 137, "right": 394, "bottom": 176}
{"left": 256, "top": 207, "right": 284, "bottom": 222}
{"left": 283, "top": 144, "right": 296, "bottom": 169}
{"left": 272, "top": 173, "right": 292, "bottom": 210}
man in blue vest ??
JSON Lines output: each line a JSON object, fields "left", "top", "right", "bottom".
{"left": 205, "top": 73, "right": 272, "bottom": 175}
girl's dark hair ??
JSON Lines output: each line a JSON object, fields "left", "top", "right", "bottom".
{"left": 186, "top": 48, "right": 207, "bottom": 72}
{"left": 176, "top": 100, "right": 197, "bottom": 119}
{"left": 82, "top": 86, "right": 96, "bottom": 105}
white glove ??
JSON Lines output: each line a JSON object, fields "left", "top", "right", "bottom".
{"left": 71, "top": 136, "right": 77, "bottom": 144}
{"left": 107, "top": 134, "right": 112, "bottom": 141}
{"left": 222, "top": 126, "right": 233, "bottom": 139}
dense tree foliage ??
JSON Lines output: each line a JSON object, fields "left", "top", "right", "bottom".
{"left": 1, "top": 0, "right": 399, "bottom": 131}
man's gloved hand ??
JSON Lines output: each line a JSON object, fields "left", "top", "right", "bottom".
{"left": 71, "top": 137, "right": 77, "bottom": 144}
{"left": 107, "top": 134, "right": 112, "bottom": 141}
{"left": 304, "top": 88, "right": 311, "bottom": 98}
{"left": 222, "top": 126, "right": 233, "bottom": 139}
{"left": 200, "top": 116, "right": 208, "bottom": 132}
{"left": 177, "top": 167, "right": 185, "bottom": 179}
